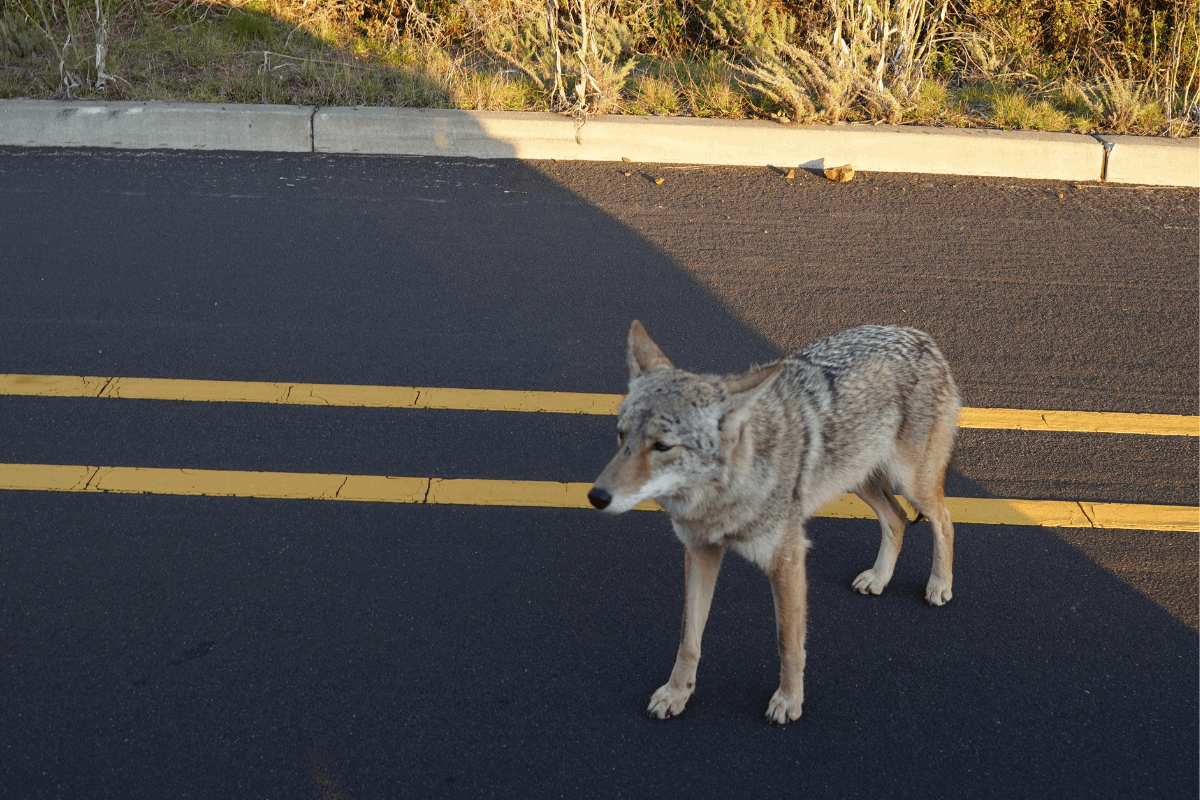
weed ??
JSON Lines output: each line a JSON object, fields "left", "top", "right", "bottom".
{"left": 676, "top": 55, "right": 743, "bottom": 117}
{"left": 1, "top": 5, "right": 50, "bottom": 64}
{"left": 224, "top": 6, "right": 275, "bottom": 42}
{"left": 628, "top": 73, "right": 680, "bottom": 115}
{"left": 452, "top": 66, "right": 541, "bottom": 109}
{"left": 720, "top": 0, "right": 945, "bottom": 123}
{"left": 1065, "top": 70, "right": 1169, "bottom": 133}
{"left": 482, "top": 0, "right": 637, "bottom": 115}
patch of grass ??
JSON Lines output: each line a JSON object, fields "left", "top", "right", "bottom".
{"left": 0, "top": 0, "right": 1195, "bottom": 135}
{"left": 0, "top": 73, "right": 26, "bottom": 97}
{"left": 7, "top": 0, "right": 462, "bottom": 107}
{"left": 223, "top": 6, "right": 276, "bottom": 42}
{"left": 627, "top": 73, "right": 681, "bottom": 115}
{"left": 451, "top": 66, "right": 541, "bottom": 110}
{"left": 1060, "top": 73, "right": 1171, "bottom": 134}
{"left": 903, "top": 79, "right": 972, "bottom": 127}
{"left": 990, "top": 91, "right": 1072, "bottom": 131}
{"left": 675, "top": 55, "right": 743, "bottom": 118}
{"left": 0, "top": 6, "right": 50, "bottom": 65}
{"left": 955, "top": 80, "right": 1088, "bottom": 132}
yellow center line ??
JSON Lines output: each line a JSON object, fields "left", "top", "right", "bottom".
{"left": 1, "top": 374, "right": 1196, "bottom": 435}
{"left": 0, "top": 464, "right": 1195, "bottom": 532}
{"left": 955, "top": 407, "right": 1198, "bottom": 436}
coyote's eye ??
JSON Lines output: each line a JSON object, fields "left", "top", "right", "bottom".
{"left": 651, "top": 441, "right": 672, "bottom": 452}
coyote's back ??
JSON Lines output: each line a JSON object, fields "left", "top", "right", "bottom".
{"left": 778, "top": 325, "right": 961, "bottom": 525}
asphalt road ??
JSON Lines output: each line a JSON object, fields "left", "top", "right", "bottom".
{"left": 0, "top": 147, "right": 1196, "bottom": 799}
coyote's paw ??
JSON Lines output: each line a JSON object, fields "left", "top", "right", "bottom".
{"left": 852, "top": 568, "right": 890, "bottom": 596}
{"left": 647, "top": 683, "right": 692, "bottom": 719}
{"left": 925, "top": 577, "right": 953, "bottom": 606}
{"left": 765, "top": 688, "right": 803, "bottom": 724}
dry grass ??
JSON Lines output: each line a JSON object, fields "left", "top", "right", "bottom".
{"left": 0, "top": 0, "right": 1195, "bottom": 135}
{"left": 627, "top": 72, "right": 681, "bottom": 115}
{"left": 727, "top": 0, "right": 945, "bottom": 123}
{"left": 676, "top": 57, "right": 744, "bottom": 117}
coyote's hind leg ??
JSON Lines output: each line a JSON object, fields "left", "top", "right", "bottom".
{"left": 851, "top": 473, "right": 909, "bottom": 597}
{"left": 906, "top": 411, "right": 957, "bottom": 606}
{"left": 908, "top": 484, "right": 954, "bottom": 605}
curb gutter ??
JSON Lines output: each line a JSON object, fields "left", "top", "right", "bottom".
{"left": 1, "top": 98, "right": 1196, "bottom": 187}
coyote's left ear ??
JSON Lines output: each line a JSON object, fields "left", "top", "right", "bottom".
{"left": 725, "top": 361, "right": 784, "bottom": 399}
{"left": 719, "top": 361, "right": 785, "bottom": 438}
{"left": 627, "top": 320, "right": 674, "bottom": 379}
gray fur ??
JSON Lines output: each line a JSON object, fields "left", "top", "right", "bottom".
{"left": 590, "top": 321, "right": 961, "bottom": 723}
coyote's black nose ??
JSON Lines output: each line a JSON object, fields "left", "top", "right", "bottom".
{"left": 588, "top": 487, "right": 612, "bottom": 510}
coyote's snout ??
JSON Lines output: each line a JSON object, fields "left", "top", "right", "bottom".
{"left": 591, "top": 320, "right": 961, "bottom": 723}
{"left": 586, "top": 487, "right": 612, "bottom": 510}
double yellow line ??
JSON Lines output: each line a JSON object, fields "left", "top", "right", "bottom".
{"left": 2, "top": 373, "right": 1197, "bottom": 435}
{"left": 2, "top": 374, "right": 1196, "bottom": 532}
{"left": 1, "top": 463, "right": 1194, "bottom": 532}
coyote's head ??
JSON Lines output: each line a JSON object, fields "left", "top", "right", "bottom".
{"left": 588, "top": 321, "right": 783, "bottom": 514}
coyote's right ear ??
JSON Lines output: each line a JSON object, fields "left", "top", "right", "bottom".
{"left": 627, "top": 320, "right": 674, "bottom": 379}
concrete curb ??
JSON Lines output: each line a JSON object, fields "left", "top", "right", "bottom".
{"left": 1096, "top": 134, "right": 1200, "bottom": 186}
{"left": 2, "top": 99, "right": 1197, "bottom": 186}
{"left": 0, "top": 99, "right": 314, "bottom": 152}
{"left": 315, "top": 106, "right": 1107, "bottom": 182}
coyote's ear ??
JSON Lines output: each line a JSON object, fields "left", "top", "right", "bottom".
{"left": 627, "top": 320, "right": 674, "bottom": 379}
{"left": 725, "top": 360, "right": 784, "bottom": 399}
{"left": 719, "top": 361, "right": 784, "bottom": 443}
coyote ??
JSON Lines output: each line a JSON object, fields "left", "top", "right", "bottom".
{"left": 588, "top": 321, "right": 961, "bottom": 723}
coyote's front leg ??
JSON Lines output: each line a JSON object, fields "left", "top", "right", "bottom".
{"left": 765, "top": 523, "right": 809, "bottom": 724}
{"left": 648, "top": 543, "right": 724, "bottom": 718}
